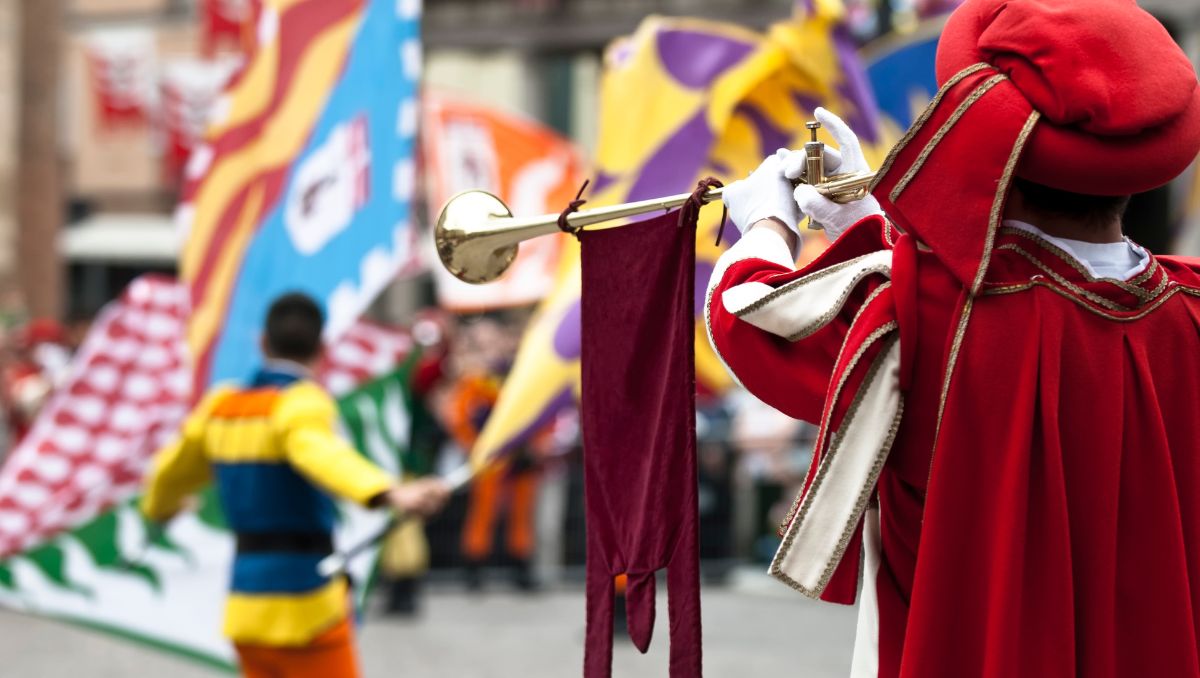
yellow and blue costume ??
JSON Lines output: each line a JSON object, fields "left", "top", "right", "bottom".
{"left": 141, "top": 363, "right": 393, "bottom": 648}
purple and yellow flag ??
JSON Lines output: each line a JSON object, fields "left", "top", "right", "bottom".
{"left": 473, "top": 0, "right": 890, "bottom": 464}
{"left": 180, "top": 0, "right": 422, "bottom": 386}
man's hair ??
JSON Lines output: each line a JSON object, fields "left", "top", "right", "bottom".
{"left": 264, "top": 292, "right": 324, "bottom": 362}
{"left": 1013, "top": 177, "right": 1131, "bottom": 230}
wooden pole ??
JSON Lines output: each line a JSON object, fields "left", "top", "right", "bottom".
{"left": 15, "top": 0, "right": 63, "bottom": 320}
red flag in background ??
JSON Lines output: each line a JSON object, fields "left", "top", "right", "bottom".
{"left": 83, "top": 28, "right": 157, "bottom": 130}
{"left": 201, "top": 0, "right": 260, "bottom": 57}
{"left": 158, "top": 57, "right": 241, "bottom": 184}
{"left": 422, "top": 93, "right": 585, "bottom": 312}
{"left": 579, "top": 209, "right": 701, "bottom": 678}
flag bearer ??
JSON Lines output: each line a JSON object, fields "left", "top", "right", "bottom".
{"left": 142, "top": 292, "right": 450, "bottom": 678}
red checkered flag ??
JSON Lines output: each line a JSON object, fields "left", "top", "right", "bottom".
{"left": 0, "top": 276, "right": 190, "bottom": 557}
{"left": 0, "top": 275, "right": 414, "bottom": 558}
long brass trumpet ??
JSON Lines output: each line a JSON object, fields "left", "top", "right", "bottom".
{"left": 436, "top": 121, "right": 875, "bottom": 284}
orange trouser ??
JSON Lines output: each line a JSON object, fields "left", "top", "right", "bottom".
{"left": 234, "top": 617, "right": 361, "bottom": 678}
{"left": 461, "top": 463, "right": 540, "bottom": 560}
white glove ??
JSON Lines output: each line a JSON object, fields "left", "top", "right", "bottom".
{"left": 722, "top": 149, "right": 803, "bottom": 236}
{"left": 781, "top": 107, "right": 883, "bottom": 240}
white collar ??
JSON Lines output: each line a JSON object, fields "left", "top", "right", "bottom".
{"left": 1003, "top": 220, "right": 1150, "bottom": 281}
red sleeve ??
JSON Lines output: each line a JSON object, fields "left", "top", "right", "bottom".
{"left": 705, "top": 216, "right": 894, "bottom": 424}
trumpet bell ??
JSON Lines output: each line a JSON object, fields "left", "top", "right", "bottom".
{"left": 435, "top": 190, "right": 519, "bottom": 285}
{"left": 433, "top": 168, "right": 877, "bottom": 285}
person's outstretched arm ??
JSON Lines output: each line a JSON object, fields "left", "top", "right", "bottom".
{"left": 277, "top": 382, "right": 449, "bottom": 515}
{"left": 140, "top": 388, "right": 229, "bottom": 522}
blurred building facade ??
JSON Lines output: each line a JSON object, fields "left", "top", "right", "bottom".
{"left": 0, "top": 0, "right": 1196, "bottom": 322}
{"left": 0, "top": 1, "right": 15, "bottom": 317}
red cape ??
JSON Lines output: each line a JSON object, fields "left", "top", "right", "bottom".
{"left": 905, "top": 227, "right": 1200, "bottom": 676}
{"left": 708, "top": 217, "right": 1200, "bottom": 676}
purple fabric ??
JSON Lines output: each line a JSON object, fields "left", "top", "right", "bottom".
{"left": 590, "top": 171, "right": 618, "bottom": 197}
{"left": 717, "top": 217, "right": 742, "bottom": 247}
{"left": 627, "top": 112, "right": 714, "bottom": 202}
{"left": 832, "top": 24, "right": 883, "bottom": 144}
{"left": 553, "top": 300, "right": 583, "bottom": 360}
{"left": 736, "top": 103, "right": 792, "bottom": 157}
{"left": 490, "top": 387, "right": 575, "bottom": 460}
{"left": 791, "top": 91, "right": 825, "bottom": 118}
{"left": 707, "top": 160, "right": 732, "bottom": 177}
{"left": 657, "top": 29, "right": 754, "bottom": 88}
{"left": 580, "top": 209, "right": 701, "bottom": 678}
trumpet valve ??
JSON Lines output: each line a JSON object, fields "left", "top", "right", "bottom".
{"left": 803, "top": 120, "right": 825, "bottom": 185}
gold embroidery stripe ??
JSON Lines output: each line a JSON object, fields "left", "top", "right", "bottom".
{"left": 927, "top": 110, "right": 1039, "bottom": 488}
{"left": 929, "top": 293, "right": 973, "bottom": 487}
{"left": 1129, "top": 256, "right": 1160, "bottom": 287}
{"left": 785, "top": 270, "right": 892, "bottom": 342}
{"left": 770, "top": 336, "right": 903, "bottom": 597}
{"left": 982, "top": 280, "right": 1200, "bottom": 321}
{"left": 777, "top": 302, "right": 896, "bottom": 535}
{"left": 870, "top": 62, "right": 995, "bottom": 192}
{"left": 997, "top": 226, "right": 1160, "bottom": 300}
{"left": 731, "top": 254, "right": 890, "bottom": 325}
{"left": 997, "top": 244, "right": 1132, "bottom": 312}
{"left": 1145, "top": 270, "right": 1170, "bottom": 299}
{"left": 970, "top": 111, "right": 1041, "bottom": 295}
{"left": 778, "top": 283, "right": 895, "bottom": 532}
{"left": 888, "top": 74, "right": 1009, "bottom": 203}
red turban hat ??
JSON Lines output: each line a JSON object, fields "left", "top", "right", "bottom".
{"left": 938, "top": 0, "right": 1200, "bottom": 196}
{"left": 871, "top": 0, "right": 1200, "bottom": 290}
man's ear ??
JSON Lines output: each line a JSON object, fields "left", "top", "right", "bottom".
{"left": 259, "top": 335, "right": 270, "bottom": 359}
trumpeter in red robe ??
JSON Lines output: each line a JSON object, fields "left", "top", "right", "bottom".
{"left": 707, "top": 0, "right": 1200, "bottom": 675}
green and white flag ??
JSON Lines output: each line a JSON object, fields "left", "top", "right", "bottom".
{"left": 337, "top": 355, "right": 425, "bottom": 478}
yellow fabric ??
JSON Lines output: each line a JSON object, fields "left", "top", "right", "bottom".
{"left": 471, "top": 7, "right": 894, "bottom": 466}
{"left": 204, "top": 414, "right": 281, "bottom": 463}
{"left": 379, "top": 517, "right": 429, "bottom": 577}
{"left": 140, "top": 386, "right": 233, "bottom": 522}
{"left": 143, "top": 381, "right": 393, "bottom": 512}
{"left": 273, "top": 382, "right": 394, "bottom": 506}
{"left": 224, "top": 578, "right": 349, "bottom": 647}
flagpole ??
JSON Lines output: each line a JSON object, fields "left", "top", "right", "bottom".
{"left": 315, "top": 464, "right": 476, "bottom": 577}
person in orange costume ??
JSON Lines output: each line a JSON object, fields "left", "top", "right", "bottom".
{"left": 449, "top": 369, "right": 544, "bottom": 591}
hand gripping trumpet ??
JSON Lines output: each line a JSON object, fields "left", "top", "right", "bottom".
{"left": 435, "top": 121, "right": 876, "bottom": 284}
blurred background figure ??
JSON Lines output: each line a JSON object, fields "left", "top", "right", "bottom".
{"left": 446, "top": 317, "right": 545, "bottom": 592}
{"left": 378, "top": 310, "right": 453, "bottom": 617}
{"left": 0, "top": 318, "right": 71, "bottom": 447}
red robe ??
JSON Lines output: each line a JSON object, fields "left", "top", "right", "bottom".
{"left": 707, "top": 215, "right": 1200, "bottom": 677}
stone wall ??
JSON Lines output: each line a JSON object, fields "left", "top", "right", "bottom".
{"left": 0, "top": 0, "right": 16, "bottom": 301}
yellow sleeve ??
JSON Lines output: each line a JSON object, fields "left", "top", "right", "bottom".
{"left": 140, "top": 387, "right": 228, "bottom": 522}
{"left": 275, "top": 382, "right": 394, "bottom": 506}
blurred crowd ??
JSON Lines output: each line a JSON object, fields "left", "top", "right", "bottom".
{"left": 0, "top": 315, "right": 90, "bottom": 451}
{"left": 0, "top": 305, "right": 822, "bottom": 614}
{"left": 372, "top": 310, "right": 822, "bottom": 616}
